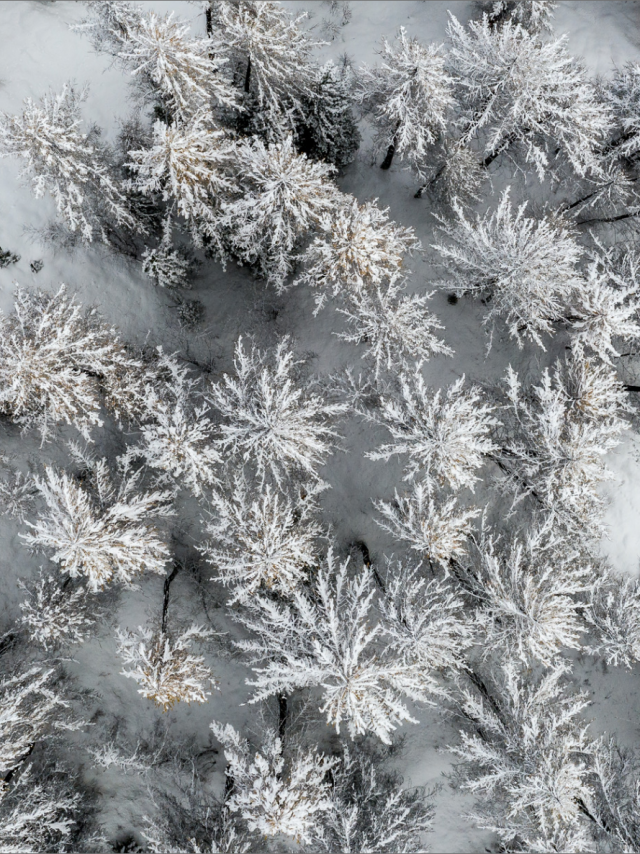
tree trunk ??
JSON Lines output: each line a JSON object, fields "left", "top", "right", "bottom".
{"left": 380, "top": 123, "right": 401, "bottom": 170}
{"left": 482, "top": 130, "right": 519, "bottom": 169}
{"left": 380, "top": 141, "right": 396, "bottom": 170}
{"left": 161, "top": 563, "right": 180, "bottom": 634}
{"left": 415, "top": 161, "right": 447, "bottom": 198}
{"left": 244, "top": 56, "right": 252, "bottom": 94}
{"left": 278, "top": 694, "right": 288, "bottom": 744}
{"left": 578, "top": 208, "right": 640, "bottom": 227}
{"left": 3, "top": 742, "right": 35, "bottom": 784}
{"left": 224, "top": 764, "right": 235, "bottom": 801}
{"left": 205, "top": 3, "right": 212, "bottom": 37}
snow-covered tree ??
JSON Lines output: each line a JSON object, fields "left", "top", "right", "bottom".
{"left": 606, "top": 61, "right": 640, "bottom": 162}
{"left": 0, "top": 462, "right": 35, "bottom": 522}
{"left": 0, "top": 764, "right": 83, "bottom": 853}
{"left": 0, "top": 83, "right": 137, "bottom": 243}
{"left": 18, "top": 571, "right": 98, "bottom": 651}
{"left": 207, "top": 337, "right": 344, "bottom": 483}
{"left": 211, "top": 723, "right": 336, "bottom": 844}
{"left": 416, "top": 138, "right": 484, "bottom": 204}
{"left": 127, "top": 114, "right": 237, "bottom": 254}
{"left": 357, "top": 28, "right": 456, "bottom": 173}
{"left": 476, "top": 0, "right": 557, "bottom": 33}
{"left": 501, "top": 351, "right": 629, "bottom": 538}
{"left": 586, "top": 738, "right": 640, "bottom": 854}
{"left": 132, "top": 352, "right": 221, "bottom": 497}
{"left": 294, "top": 60, "right": 360, "bottom": 170}
{"left": 569, "top": 249, "right": 640, "bottom": 364}
{"left": 379, "top": 562, "right": 474, "bottom": 675}
{"left": 223, "top": 135, "right": 340, "bottom": 289}
{"left": 375, "top": 481, "right": 479, "bottom": 566}
{"left": 74, "top": 0, "right": 145, "bottom": 57}
{"left": 337, "top": 277, "right": 452, "bottom": 379}
{"left": 585, "top": 571, "right": 640, "bottom": 669}
{"left": 236, "top": 550, "right": 437, "bottom": 744}
{"left": 141, "top": 216, "right": 192, "bottom": 289}
{"left": 203, "top": 476, "right": 322, "bottom": 601}
{"left": 448, "top": 14, "right": 611, "bottom": 178}
{"left": 210, "top": 1, "right": 322, "bottom": 115}
{"left": 119, "top": 10, "right": 238, "bottom": 121}
{"left": 450, "top": 660, "right": 596, "bottom": 851}
{"left": 0, "top": 666, "right": 71, "bottom": 780}
{"left": 433, "top": 191, "right": 583, "bottom": 347}
{"left": 22, "top": 458, "right": 174, "bottom": 591}
{"left": 462, "top": 524, "right": 593, "bottom": 666}
{"left": 144, "top": 785, "right": 249, "bottom": 854}
{"left": 296, "top": 198, "right": 421, "bottom": 311}
{"left": 367, "top": 370, "right": 498, "bottom": 491}
{"left": 0, "top": 285, "right": 149, "bottom": 440}
{"left": 117, "top": 623, "right": 216, "bottom": 710}
{"left": 314, "top": 745, "right": 434, "bottom": 853}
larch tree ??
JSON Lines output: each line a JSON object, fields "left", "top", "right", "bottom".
{"left": 74, "top": 0, "right": 145, "bottom": 57}
{"left": 203, "top": 475, "right": 322, "bottom": 602}
{"left": 569, "top": 249, "right": 640, "bottom": 365}
{"left": 141, "top": 215, "right": 192, "bottom": 289}
{"left": 374, "top": 480, "right": 479, "bottom": 566}
{"left": 222, "top": 135, "right": 341, "bottom": 289}
{"left": 476, "top": 0, "right": 557, "bottom": 34}
{"left": 296, "top": 197, "right": 421, "bottom": 312}
{"left": 337, "top": 277, "right": 453, "bottom": 380}
{"left": 206, "top": 337, "right": 345, "bottom": 483}
{"left": 132, "top": 351, "right": 222, "bottom": 498}
{"left": 22, "top": 458, "right": 174, "bottom": 591}
{"left": 209, "top": 1, "right": 322, "bottom": 118}
{"left": 367, "top": 369, "right": 498, "bottom": 491}
{"left": 448, "top": 13, "right": 611, "bottom": 178}
{"left": 450, "top": 660, "right": 596, "bottom": 852}
{"left": 606, "top": 61, "right": 640, "bottom": 161}
{"left": 433, "top": 190, "right": 583, "bottom": 348}
{"left": 127, "top": 113, "right": 237, "bottom": 256}
{"left": 18, "top": 571, "right": 99, "bottom": 651}
{"left": 0, "top": 666, "right": 72, "bottom": 782}
{"left": 460, "top": 524, "right": 594, "bottom": 666}
{"left": 379, "top": 562, "right": 475, "bottom": 676}
{"left": 236, "top": 551, "right": 444, "bottom": 744}
{"left": 586, "top": 571, "right": 640, "bottom": 669}
{"left": 0, "top": 765, "right": 84, "bottom": 853}
{"left": 0, "top": 83, "right": 138, "bottom": 244}
{"left": 0, "top": 285, "right": 148, "bottom": 442}
{"left": 313, "top": 745, "right": 434, "bottom": 853}
{"left": 356, "top": 27, "right": 456, "bottom": 173}
{"left": 210, "top": 722, "right": 336, "bottom": 844}
{"left": 501, "top": 351, "right": 629, "bottom": 540}
{"left": 586, "top": 738, "right": 640, "bottom": 853}
{"left": 116, "top": 623, "right": 216, "bottom": 710}
{"left": 119, "top": 10, "right": 238, "bottom": 121}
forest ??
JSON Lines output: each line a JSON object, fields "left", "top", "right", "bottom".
{"left": 2, "top": 0, "right": 640, "bottom": 851}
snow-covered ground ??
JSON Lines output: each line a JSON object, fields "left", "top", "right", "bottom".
{"left": 2, "top": 1, "right": 640, "bottom": 852}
